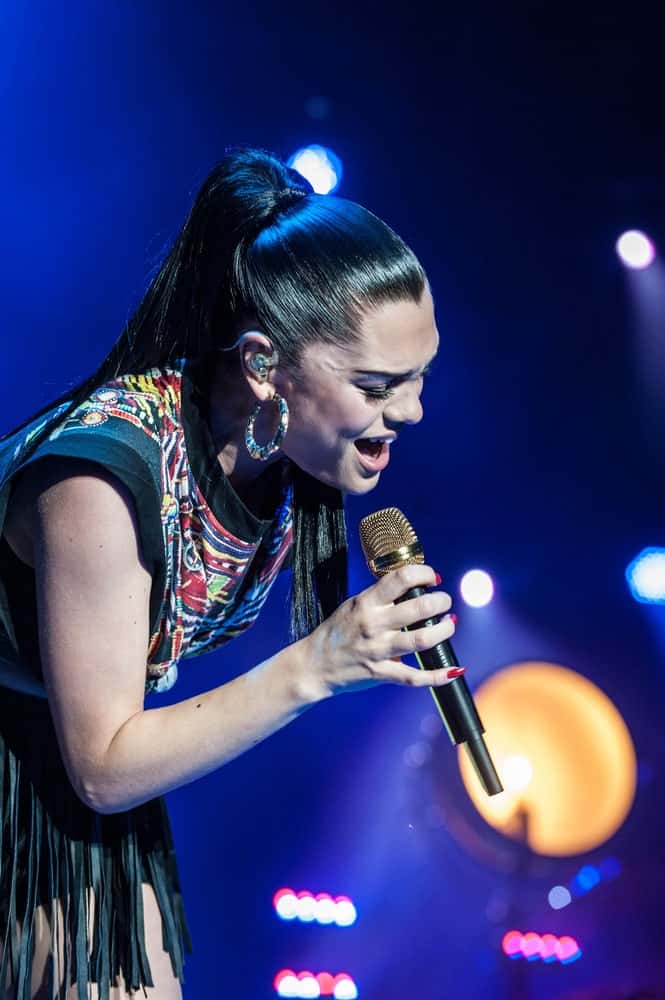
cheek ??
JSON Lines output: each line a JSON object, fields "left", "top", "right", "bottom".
{"left": 292, "top": 386, "right": 371, "bottom": 441}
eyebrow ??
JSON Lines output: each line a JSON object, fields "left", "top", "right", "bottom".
{"left": 352, "top": 350, "right": 439, "bottom": 379}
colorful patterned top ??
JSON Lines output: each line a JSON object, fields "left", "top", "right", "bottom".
{"left": 0, "top": 360, "right": 294, "bottom": 694}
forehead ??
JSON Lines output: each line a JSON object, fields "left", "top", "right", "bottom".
{"left": 349, "top": 287, "right": 439, "bottom": 368}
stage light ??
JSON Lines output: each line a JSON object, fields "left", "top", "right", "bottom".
{"left": 626, "top": 547, "right": 665, "bottom": 604}
{"left": 298, "top": 972, "right": 321, "bottom": 998}
{"left": 275, "top": 970, "right": 301, "bottom": 997}
{"left": 273, "top": 888, "right": 358, "bottom": 926}
{"left": 314, "top": 893, "right": 337, "bottom": 925}
{"left": 540, "top": 934, "right": 559, "bottom": 962}
{"left": 274, "top": 971, "right": 358, "bottom": 998}
{"left": 458, "top": 662, "right": 637, "bottom": 855}
{"left": 501, "top": 931, "right": 582, "bottom": 964}
{"left": 334, "top": 897, "right": 358, "bottom": 927}
{"left": 459, "top": 569, "right": 494, "bottom": 608}
{"left": 274, "top": 889, "right": 299, "bottom": 921}
{"left": 317, "top": 973, "right": 335, "bottom": 994}
{"left": 502, "top": 930, "right": 523, "bottom": 958}
{"left": 599, "top": 856, "right": 622, "bottom": 879}
{"left": 502, "top": 754, "right": 533, "bottom": 793}
{"left": 548, "top": 885, "right": 572, "bottom": 910}
{"left": 574, "top": 865, "right": 600, "bottom": 893}
{"left": 332, "top": 975, "right": 358, "bottom": 999}
{"left": 616, "top": 230, "right": 656, "bottom": 269}
{"left": 296, "top": 891, "right": 317, "bottom": 922}
{"left": 556, "top": 936, "right": 582, "bottom": 963}
{"left": 522, "top": 932, "right": 542, "bottom": 961}
{"left": 548, "top": 855, "right": 622, "bottom": 909}
{"left": 288, "top": 146, "right": 342, "bottom": 194}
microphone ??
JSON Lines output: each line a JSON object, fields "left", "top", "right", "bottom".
{"left": 359, "top": 507, "right": 503, "bottom": 797}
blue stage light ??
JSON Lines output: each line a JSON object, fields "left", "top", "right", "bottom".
{"left": 288, "top": 146, "right": 342, "bottom": 194}
{"left": 598, "top": 856, "right": 621, "bottom": 880}
{"left": 575, "top": 865, "right": 600, "bottom": 893}
{"left": 626, "top": 547, "right": 665, "bottom": 604}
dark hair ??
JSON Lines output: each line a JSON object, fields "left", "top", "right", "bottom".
{"left": 2, "top": 147, "right": 427, "bottom": 639}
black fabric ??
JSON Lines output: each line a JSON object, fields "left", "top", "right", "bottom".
{"left": 0, "top": 686, "right": 191, "bottom": 999}
{"left": 0, "top": 537, "right": 39, "bottom": 676}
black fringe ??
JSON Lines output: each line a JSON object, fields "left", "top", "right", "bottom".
{"left": 0, "top": 687, "right": 191, "bottom": 999}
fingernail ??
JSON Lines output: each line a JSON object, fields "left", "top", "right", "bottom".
{"left": 447, "top": 667, "right": 466, "bottom": 679}
{"left": 449, "top": 613, "right": 458, "bottom": 626}
{"left": 434, "top": 572, "right": 442, "bottom": 585}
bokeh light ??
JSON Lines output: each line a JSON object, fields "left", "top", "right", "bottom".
{"left": 616, "top": 229, "right": 656, "bottom": 269}
{"left": 626, "top": 547, "right": 665, "bottom": 604}
{"left": 458, "top": 662, "right": 637, "bottom": 855}
{"left": 501, "top": 754, "right": 533, "bottom": 793}
{"left": 459, "top": 569, "right": 494, "bottom": 607}
{"left": 288, "top": 145, "right": 342, "bottom": 194}
{"left": 501, "top": 930, "right": 582, "bottom": 964}
{"left": 273, "top": 889, "right": 357, "bottom": 927}
{"left": 274, "top": 970, "right": 358, "bottom": 998}
{"left": 548, "top": 885, "right": 572, "bottom": 910}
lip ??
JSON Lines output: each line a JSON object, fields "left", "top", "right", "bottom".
{"left": 354, "top": 439, "right": 392, "bottom": 474}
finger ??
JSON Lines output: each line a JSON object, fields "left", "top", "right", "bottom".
{"left": 385, "top": 589, "right": 452, "bottom": 630}
{"left": 378, "top": 660, "right": 465, "bottom": 688}
{"left": 388, "top": 615, "right": 457, "bottom": 658}
{"left": 372, "top": 563, "right": 440, "bottom": 605}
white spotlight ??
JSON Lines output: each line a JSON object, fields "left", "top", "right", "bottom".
{"left": 288, "top": 145, "right": 342, "bottom": 194}
{"left": 501, "top": 754, "right": 533, "bottom": 793}
{"left": 460, "top": 569, "right": 494, "bottom": 608}
{"left": 626, "top": 547, "right": 665, "bottom": 604}
{"left": 616, "top": 230, "right": 656, "bottom": 270}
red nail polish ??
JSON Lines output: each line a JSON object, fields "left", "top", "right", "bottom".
{"left": 447, "top": 667, "right": 466, "bottom": 679}
{"left": 450, "top": 613, "right": 458, "bottom": 625}
{"left": 434, "top": 572, "right": 442, "bottom": 585}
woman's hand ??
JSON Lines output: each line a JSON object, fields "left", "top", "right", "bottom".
{"left": 296, "top": 563, "right": 458, "bottom": 702}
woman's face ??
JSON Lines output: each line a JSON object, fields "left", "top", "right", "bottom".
{"left": 277, "top": 286, "right": 439, "bottom": 495}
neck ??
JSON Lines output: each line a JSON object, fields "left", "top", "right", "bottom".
{"left": 204, "top": 363, "right": 284, "bottom": 508}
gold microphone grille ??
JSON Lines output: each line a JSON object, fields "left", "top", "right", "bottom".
{"left": 358, "top": 507, "right": 425, "bottom": 577}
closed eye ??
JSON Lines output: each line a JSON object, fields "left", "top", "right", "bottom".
{"left": 359, "top": 363, "right": 434, "bottom": 402}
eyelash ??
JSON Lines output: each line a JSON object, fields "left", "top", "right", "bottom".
{"left": 361, "top": 364, "right": 433, "bottom": 402}
{"left": 362, "top": 385, "right": 397, "bottom": 401}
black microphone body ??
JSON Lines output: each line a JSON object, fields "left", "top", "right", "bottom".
{"left": 396, "top": 585, "right": 504, "bottom": 796}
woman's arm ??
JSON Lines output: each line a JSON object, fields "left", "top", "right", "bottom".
{"left": 28, "top": 459, "right": 456, "bottom": 815}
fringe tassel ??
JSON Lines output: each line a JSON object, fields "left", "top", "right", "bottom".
{"left": 0, "top": 690, "right": 190, "bottom": 999}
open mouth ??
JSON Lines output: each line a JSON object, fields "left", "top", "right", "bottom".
{"left": 353, "top": 437, "right": 392, "bottom": 473}
{"left": 354, "top": 438, "right": 385, "bottom": 459}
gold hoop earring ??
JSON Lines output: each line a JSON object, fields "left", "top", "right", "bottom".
{"left": 245, "top": 393, "right": 290, "bottom": 461}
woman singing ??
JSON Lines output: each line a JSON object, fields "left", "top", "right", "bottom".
{"left": 0, "top": 148, "right": 460, "bottom": 999}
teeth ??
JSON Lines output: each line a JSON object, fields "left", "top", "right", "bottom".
{"left": 368, "top": 437, "right": 389, "bottom": 444}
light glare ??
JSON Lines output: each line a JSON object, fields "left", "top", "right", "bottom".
{"left": 501, "top": 754, "right": 533, "bottom": 793}
{"left": 288, "top": 145, "right": 342, "bottom": 194}
{"left": 548, "top": 885, "right": 572, "bottom": 909}
{"left": 626, "top": 548, "right": 665, "bottom": 604}
{"left": 616, "top": 230, "right": 656, "bottom": 269}
{"left": 460, "top": 569, "right": 494, "bottom": 607}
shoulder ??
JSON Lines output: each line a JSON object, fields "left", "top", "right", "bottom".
{"left": 6, "top": 455, "right": 148, "bottom": 570}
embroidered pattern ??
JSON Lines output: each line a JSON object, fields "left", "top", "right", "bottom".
{"left": 39, "top": 367, "right": 293, "bottom": 693}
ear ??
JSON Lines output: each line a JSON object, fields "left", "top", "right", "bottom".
{"left": 237, "top": 331, "right": 279, "bottom": 402}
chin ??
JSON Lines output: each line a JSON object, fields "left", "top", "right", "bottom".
{"left": 341, "top": 475, "right": 381, "bottom": 497}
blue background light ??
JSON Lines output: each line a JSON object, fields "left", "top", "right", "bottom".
{"left": 2, "top": 3, "right": 664, "bottom": 997}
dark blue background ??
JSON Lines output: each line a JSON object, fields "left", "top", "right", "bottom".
{"left": 2, "top": 2, "right": 664, "bottom": 996}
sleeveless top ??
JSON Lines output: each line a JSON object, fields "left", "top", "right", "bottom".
{"left": 0, "top": 360, "right": 294, "bottom": 695}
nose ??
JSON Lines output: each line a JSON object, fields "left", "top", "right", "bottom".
{"left": 383, "top": 382, "right": 424, "bottom": 428}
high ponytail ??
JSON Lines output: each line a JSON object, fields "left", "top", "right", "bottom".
{"left": 2, "top": 147, "right": 426, "bottom": 640}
